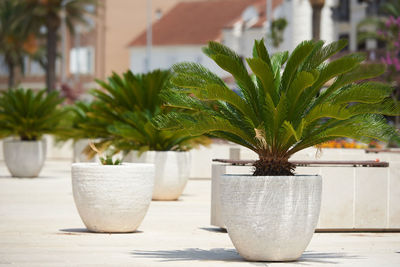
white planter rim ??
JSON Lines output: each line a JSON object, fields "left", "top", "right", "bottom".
{"left": 134, "top": 150, "right": 190, "bottom": 154}
{"left": 4, "top": 139, "right": 44, "bottom": 143}
{"left": 222, "top": 174, "right": 321, "bottom": 179}
{"left": 72, "top": 162, "right": 154, "bottom": 168}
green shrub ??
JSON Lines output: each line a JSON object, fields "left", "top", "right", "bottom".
{"left": 84, "top": 69, "right": 210, "bottom": 158}
{"left": 57, "top": 101, "right": 108, "bottom": 142}
{"left": 0, "top": 88, "right": 66, "bottom": 140}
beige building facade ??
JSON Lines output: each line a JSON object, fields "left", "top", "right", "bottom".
{"left": 0, "top": 0, "right": 194, "bottom": 93}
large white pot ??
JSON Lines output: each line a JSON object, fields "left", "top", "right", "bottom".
{"left": 3, "top": 139, "right": 47, "bottom": 178}
{"left": 220, "top": 175, "right": 322, "bottom": 261}
{"left": 128, "top": 151, "right": 190, "bottom": 200}
{"left": 71, "top": 163, "right": 154, "bottom": 233}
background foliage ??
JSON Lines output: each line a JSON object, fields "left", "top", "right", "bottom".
{"left": 82, "top": 69, "right": 209, "bottom": 158}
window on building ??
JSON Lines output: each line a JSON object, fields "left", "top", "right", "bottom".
{"left": 28, "top": 57, "right": 45, "bottom": 76}
{"left": 358, "top": 40, "right": 366, "bottom": 51}
{"left": 378, "top": 39, "right": 386, "bottom": 49}
{"left": 338, "top": 34, "right": 350, "bottom": 51}
{"left": 332, "top": 0, "right": 350, "bottom": 22}
{"left": 360, "top": 0, "right": 390, "bottom": 16}
{"left": 69, "top": 46, "right": 94, "bottom": 74}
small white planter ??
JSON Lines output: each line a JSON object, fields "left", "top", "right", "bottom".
{"left": 71, "top": 163, "right": 155, "bottom": 233}
{"left": 3, "top": 139, "right": 47, "bottom": 178}
{"left": 127, "top": 151, "right": 190, "bottom": 200}
{"left": 220, "top": 174, "right": 322, "bottom": 261}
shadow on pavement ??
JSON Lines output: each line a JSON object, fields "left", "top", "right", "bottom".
{"left": 0, "top": 175, "right": 62, "bottom": 179}
{"left": 59, "top": 228, "right": 143, "bottom": 235}
{"left": 296, "top": 251, "right": 361, "bottom": 265}
{"left": 132, "top": 248, "right": 246, "bottom": 263}
{"left": 199, "top": 227, "right": 227, "bottom": 233}
{"left": 132, "top": 249, "right": 360, "bottom": 265}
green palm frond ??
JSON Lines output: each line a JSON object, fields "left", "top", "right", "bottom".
{"left": 156, "top": 39, "right": 400, "bottom": 176}
{"left": 87, "top": 69, "right": 210, "bottom": 154}
{"left": 0, "top": 88, "right": 66, "bottom": 140}
{"left": 56, "top": 101, "right": 104, "bottom": 142}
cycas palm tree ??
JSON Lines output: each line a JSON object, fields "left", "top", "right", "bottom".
{"left": 0, "top": 88, "right": 66, "bottom": 140}
{"left": 56, "top": 101, "right": 98, "bottom": 142}
{"left": 22, "top": 0, "right": 97, "bottom": 92}
{"left": 0, "top": 0, "right": 38, "bottom": 88}
{"left": 154, "top": 39, "right": 400, "bottom": 176}
{"left": 83, "top": 69, "right": 209, "bottom": 158}
{"left": 309, "top": 0, "right": 325, "bottom": 40}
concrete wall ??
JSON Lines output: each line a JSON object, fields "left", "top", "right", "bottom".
{"left": 130, "top": 45, "right": 229, "bottom": 77}
{"left": 286, "top": 0, "right": 335, "bottom": 50}
{"left": 103, "top": 0, "right": 197, "bottom": 76}
{"left": 222, "top": 28, "right": 267, "bottom": 57}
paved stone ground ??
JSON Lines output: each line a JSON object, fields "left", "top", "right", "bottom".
{"left": 0, "top": 160, "right": 399, "bottom": 267}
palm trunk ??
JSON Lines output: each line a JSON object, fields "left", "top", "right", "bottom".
{"left": 312, "top": 5, "right": 323, "bottom": 40}
{"left": 6, "top": 59, "right": 15, "bottom": 88}
{"left": 253, "top": 156, "right": 295, "bottom": 176}
{"left": 46, "top": 25, "right": 58, "bottom": 92}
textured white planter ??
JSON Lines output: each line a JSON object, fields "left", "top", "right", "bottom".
{"left": 127, "top": 151, "right": 190, "bottom": 200}
{"left": 71, "top": 163, "right": 155, "bottom": 233}
{"left": 73, "top": 139, "right": 96, "bottom": 163}
{"left": 220, "top": 174, "right": 322, "bottom": 261}
{"left": 3, "top": 139, "right": 47, "bottom": 178}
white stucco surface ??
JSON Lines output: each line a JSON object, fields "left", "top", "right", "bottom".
{"left": 130, "top": 45, "right": 229, "bottom": 77}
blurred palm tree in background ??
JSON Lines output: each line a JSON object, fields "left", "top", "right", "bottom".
{"left": 309, "top": 0, "right": 325, "bottom": 40}
{"left": 22, "top": 0, "right": 97, "bottom": 92}
{"left": 0, "top": 0, "right": 39, "bottom": 88}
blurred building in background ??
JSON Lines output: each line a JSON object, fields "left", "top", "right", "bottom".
{"left": 128, "top": 0, "right": 380, "bottom": 80}
{"left": 332, "top": 0, "right": 386, "bottom": 52}
{"left": 0, "top": 0, "right": 388, "bottom": 94}
{"left": 0, "top": 0, "right": 187, "bottom": 93}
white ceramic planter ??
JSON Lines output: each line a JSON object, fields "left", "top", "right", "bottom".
{"left": 127, "top": 151, "right": 190, "bottom": 200}
{"left": 3, "top": 139, "right": 47, "bottom": 178}
{"left": 220, "top": 174, "right": 322, "bottom": 261}
{"left": 71, "top": 163, "right": 155, "bottom": 233}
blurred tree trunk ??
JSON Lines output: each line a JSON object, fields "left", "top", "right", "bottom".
{"left": 46, "top": 22, "right": 58, "bottom": 93}
{"left": 309, "top": 0, "right": 325, "bottom": 40}
{"left": 6, "top": 58, "right": 15, "bottom": 88}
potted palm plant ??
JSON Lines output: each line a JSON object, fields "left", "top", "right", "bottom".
{"left": 85, "top": 69, "right": 209, "bottom": 200}
{"left": 0, "top": 88, "right": 66, "bottom": 177}
{"left": 57, "top": 101, "right": 101, "bottom": 162}
{"left": 154, "top": 39, "right": 400, "bottom": 261}
{"left": 71, "top": 144, "right": 155, "bottom": 233}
